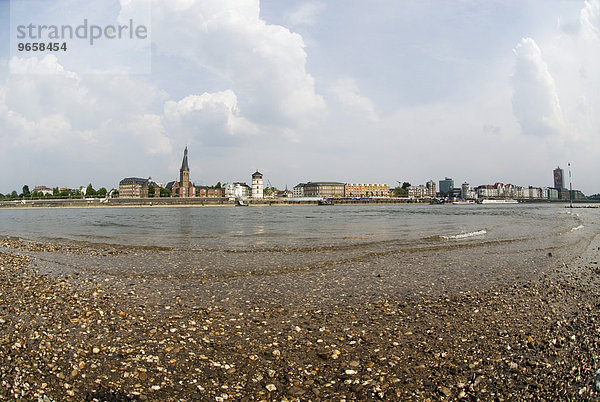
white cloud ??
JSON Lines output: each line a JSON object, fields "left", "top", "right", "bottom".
{"left": 581, "top": 0, "right": 600, "bottom": 41}
{"left": 126, "top": 114, "right": 172, "bottom": 156}
{"left": 511, "top": 37, "right": 565, "bottom": 137}
{"left": 286, "top": 2, "right": 325, "bottom": 27}
{"left": 330, "top": 78, "right": 379, "bottom": 122}
{"left": 126, "top": 0, "right": 326, "bottom": 129}
{"left": 164, "top": 91, "right": 259, "bottom": 142}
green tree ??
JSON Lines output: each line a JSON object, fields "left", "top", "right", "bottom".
{"left": 22, "top": 185, "right": 30, "bottom": 198}
{"left": 148, "top": 184, "right": 155, "bottom": 197}
{"left": 160, "top": 187, "right": 171, "bottom": 197}
{"left": 401, "top": 182, "right": 411, "bottom": 190}
{"left": 85, "top": 184, "right": 96, "bottom": 197}
{"left": 393, "top": 186, "right": 408, "bottom": 197}
{"left": 215, "top": 182, "right": 222, "bottom": 189}
{"left": 11, "top": 190, "right": 18, "bottom": 199}
{"left": 97, "top": 187, "right": 107, "bottom": 197}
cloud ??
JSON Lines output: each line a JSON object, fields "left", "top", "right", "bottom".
{"left": 580, "top": 0, "right": 600, "bottom": 41}
{"left": 164, "top": 91, "right": 258, "bottom": 140}
{"left": 330, "top": 78, "right": 379, "bottom": 122}
{"left": 511, "top": 37, "right": 565, "bottom": 137}
{"left": 286, "top": 2, "right": 325, "bottom": 27}
{"left": 124, "top": 0, "right": 326, "bottom": 129}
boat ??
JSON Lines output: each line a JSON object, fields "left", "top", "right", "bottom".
{"left": 236, "top": 198, "right": 248, "bottom": 206}
{"left": 318, "top": 199, "right": 333, "bottom": 205}
{"left": 479, "top": 199, "right": 519, "bottom": 204}
{"left": 452, "top": 200, "right": 476, "bottom": 205}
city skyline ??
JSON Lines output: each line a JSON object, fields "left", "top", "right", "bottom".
{"left": 0, "top": 1, "right": 599, "bottom": 195}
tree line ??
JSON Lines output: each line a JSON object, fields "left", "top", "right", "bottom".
{"left": 0, "top": 184, "right": 110, "bottom": 200}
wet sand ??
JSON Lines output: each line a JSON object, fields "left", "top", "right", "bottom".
{"left": 1, "top": 231, "right": 600, "bottom": 400}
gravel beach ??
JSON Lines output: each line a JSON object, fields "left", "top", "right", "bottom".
{"left": 1, "top": 231, "right": 600, "bottom": 400}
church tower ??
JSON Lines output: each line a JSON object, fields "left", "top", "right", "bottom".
{"left": 174, "top": 146, "right": 194, "bottom": 197}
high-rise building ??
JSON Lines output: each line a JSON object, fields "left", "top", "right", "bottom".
{"left": 553, "top": 166, "right": 564, "bottom": 189}
{"left": 439, "top": 177, "right": 454, "bottom": 196}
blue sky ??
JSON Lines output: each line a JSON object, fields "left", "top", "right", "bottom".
{"left": 0, "top": 0, "right": 598, "bottom": 194}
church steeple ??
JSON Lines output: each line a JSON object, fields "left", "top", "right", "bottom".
{"left": 180, "top": 146, "right": 189, "bottom": 172}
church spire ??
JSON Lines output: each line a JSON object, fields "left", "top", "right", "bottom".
{"left": 180, "top": 146, "right": 189, "bottom": 172}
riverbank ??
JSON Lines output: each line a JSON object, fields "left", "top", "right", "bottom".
{"left": 1, "top": 227, "right": 600, "bottom": 400}
{"left": 1, "top": 197, "right": 594, "bottom": 209}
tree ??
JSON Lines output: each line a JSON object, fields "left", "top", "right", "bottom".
{"left": 22, "top": 185, "right": 30, "bottom": 198}
{"left": 86, "top": 184, "right": 96, "bottom": 197}
{"left": 160, "top": 187, "right": 171, "bottom": 197}
{"left": 148, "top": 184, "right": 155, "bottom": 197}
{"left": 215, "top": 182, "right": 222, "bottom": 189}
{"left": 401, "top": 182, "right": 411, "bottom": 190}
{"left": 11, "top": 190, "right": 18, "bottom": 199}
{"left": 393, "top": 186, "right": 408, "bottom": 197}
{"left": 97, "top": 187, "right": 107, "bottom": 197}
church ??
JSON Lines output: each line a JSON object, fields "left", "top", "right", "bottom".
{"left": 168, "top": 147, "right": 196, "bottom": 197}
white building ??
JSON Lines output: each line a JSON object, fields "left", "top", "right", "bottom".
{"left": 293, "top": 183, "right": 306, "bottom": 198}
{"left": 224, "top": 182, "right": 251, "bottom": 198}
{"left": 251, "top": 171, "right": 263, "bottom": 199}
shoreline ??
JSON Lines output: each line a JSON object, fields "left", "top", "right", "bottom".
{"left": 1, "top": 227, "right": 600, "bottom": 399}
{"left": 0, "top": 197, "right": 596, "bottom": 210}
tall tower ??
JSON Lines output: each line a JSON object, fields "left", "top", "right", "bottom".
{"left": 180, "top": 147, "right": 190, "bottom": 197}
{"left": 553, "top": 166, "right": 564, "bottom": 189}
{"left": 252, "top": 171, "right": 263, "bottom": 199}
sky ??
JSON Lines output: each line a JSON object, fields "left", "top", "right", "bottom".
{"left": 0, "top": 0, "right": 598, "bottom": 195}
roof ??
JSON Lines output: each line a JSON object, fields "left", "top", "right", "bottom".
{"left": 180, "top": 147, "right": 189, "bottom": 172}
{"left": 305, "top": 181, "right": 346, "bottom": 186}
{"left": 252, "top": 171, "right": 262, "bottom": 177}
{"left": 119, "top": 177, "right": 149, "bottom": 186}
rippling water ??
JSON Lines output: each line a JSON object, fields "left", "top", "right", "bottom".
{"left": 0, "top": 204, "right": 588, "bottom": 250}
{"left": 1, "top": 204, "right": 598, "bottom": 298}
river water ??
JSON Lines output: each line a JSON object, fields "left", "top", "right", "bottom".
{"left": 0, "top": 204, "right": 590, "bottom": 250}
{"left": 0, "top": 203, "right": 598, "bottom": 303}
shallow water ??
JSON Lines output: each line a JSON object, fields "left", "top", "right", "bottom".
{"left": 0, "top": 204, "right": 588, "bottom": 251}
{"left": 1, "top": 203, "right": 599, "bottom": 304}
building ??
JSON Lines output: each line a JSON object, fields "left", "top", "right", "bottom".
{"left": 407, "top": 185, "right": 427, "bottom": 199}
{"left": 224, "top": 182, "right": 251, "bottom": 198}
{"left": 171, "top": 147, "right": 195, "bottom": 197}
{"left": 33, "top": 186, "right": 53, "bottom": 196}
{"left": 303, "top": 182, "right": 345, "bottom": 198}
{"left": 119, "top": 177, "right": 150, "bottom": 198}
{"left": 546, "top": 187, "right": 559, "bottom": 200}
{"left": 344, "top": 183, "right": 390, "bottom": 198}
{"left": 439, "top": 177, "right": 454, "bottom": 196}
{"left": 461, "top": 182, "right": 470, "bottom": 199}
{"left": 195, "top": 186, "right": 225, "bottom": 198}
{"left": 553, "top": 166, "right": 565, "bottom": 189}
{"left": 251, "top": 171, "right": 263, "bottom": 199}
{"left": 425, "top": 180, "right": 437, "bottom": 198}
{"left": 293, "top": 183, "right": 306, "bottom": 198}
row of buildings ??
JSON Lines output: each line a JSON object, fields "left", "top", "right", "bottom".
{"left": 292, "top": 182, "right": 391, "bottom": 198}
{"left": 119, "top": 147, "right": 267, "bottom": 199}
{"left": 118, "top": 148, "right": 586, "bottom": 201}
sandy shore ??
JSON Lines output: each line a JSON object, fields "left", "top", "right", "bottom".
{"left": 1, "top": 234, "right": 600, "bottom": 400}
